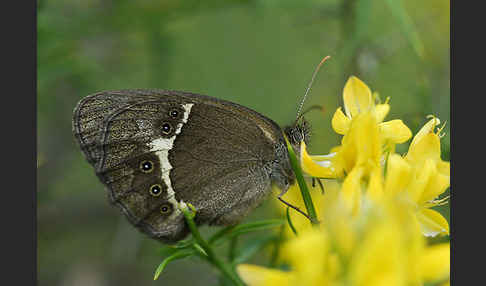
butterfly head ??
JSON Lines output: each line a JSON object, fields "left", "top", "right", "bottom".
{"left": 269, "top": 118, "right": 310, "bottom": 192}
{"left": 283, "top": 117, "right": 310, "bottom": 155}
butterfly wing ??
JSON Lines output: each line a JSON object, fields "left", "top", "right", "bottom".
{"left": 72, "top": 89, "right": 287, "bottom": 243}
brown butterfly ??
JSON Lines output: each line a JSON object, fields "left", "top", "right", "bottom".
{"left": 72, "top": 89, "right": 310, "bottom": 243}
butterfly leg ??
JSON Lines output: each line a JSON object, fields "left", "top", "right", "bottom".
{"left": 277, "top": 188, "right": 311, "bottom": 221}
{"left": 312, "top": 177, "right": 325, "bottom": 194}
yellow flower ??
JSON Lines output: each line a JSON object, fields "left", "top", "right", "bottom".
{"left": 332, "top": 111, "right": 383, "bottom": 214}
{"left": 382, "top": 116, "right": 450, "bottom": 236}
{"left": 244, "top": 77, "right": 451, "bottom": 286}
{"left": 348, "top": 219, "right": 407, "bottom": 286}
{"left": 405, "top": 117, "right": 450, "bottom": 206}
{"left": 239, "top": 198, "right": 450, "bottom": 286}
{"left": 334, "top": 112, "right": 382, "bottom": 176}
{"left": 300, "top": 110, "right": 384, "bottom": 214}
{"left": 331, "top": 76, "right": 411, "bottom": 147}
{"left": 301, "top": 76, "right": 411, "bottom": 181}
{"left": 348, "top": 199, "right": 449, "bottom": 286}
{"left": 300, "top": 77, "right": 448, "bottom": 231}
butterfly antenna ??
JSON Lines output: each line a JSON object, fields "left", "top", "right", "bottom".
{"left": 295, "top": 56, "right": 331, "bottom": 123}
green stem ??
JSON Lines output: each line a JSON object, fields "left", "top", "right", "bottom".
{"left": 286, "top": 207, "right": 299, "bottom": 236}
{"left": 284, "top": 137, "right": 319, "bottom": 226}
{"left": 153, "top": 251, "right": 193, "bottom": 280}
{"left": 181, "top": 205, "right": 245, "bottom": 286}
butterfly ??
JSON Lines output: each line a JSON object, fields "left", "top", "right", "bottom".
{"left": 72, "top": 57, "right": 328, "bottom": 243}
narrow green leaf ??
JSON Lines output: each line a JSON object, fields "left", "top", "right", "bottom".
{"left": 286, "top": 207, "right": 298, "bottom": 236}
{"left": 172, "top": 237, "right": 195, "bottom": 249}
{"left": 284, "top": 136, "right": 319, "bottom": 226}
{"left": 153, "top": 250, "right": 193, "bottom": 280}
{"left": 228, "top": 219, "right": 286, "bottom": 237}
{"left": 158, "top": 237, "right": 195, "bottom": 256}
{"left": 192, "top": 242, "right": 208, "bottom": 257}
{"left": 209, "top": 219, "right": 285, "bottom": 244}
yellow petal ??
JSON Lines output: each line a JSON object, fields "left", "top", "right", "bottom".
{"left": 405, "top": 133, "right": 442, "bottom": 165}
{"left": 343, "top": 76, "right": 372, "bottom": 118}
{"left": 282, "top": 229, "right": 329, "bottom": 272}
{"left": 437, "top": 161, "right": 450, "bottom": 177}
{"left": 379, "top": 120, "right": 412, "bottom": 144}
{"left": 300, "top": 141, "right": 337, "bottom": 178}
{"left": 280, "top": 229, "right": 330, "bottom": 285}
{"left": 349, "top": 223, "right": 406, "bottom": 286}
{"left": 374, "top": 103, "right": 390, "bottom": 123}
{"left": 334, "top": 136, "right": 357, "bottom": 174}
{"left": 416, "top": 208, "right": 449, "bottom": 237}
{"left": 418, "top": 243, "right": 450, "bottom": 282}
{"left": 237, "top": 264, "right": 292, "bottom": 286}
{"left": 326, "top": 254, "right": 342, "bottom": 282}
{"left": 407, "top": 158, "right": 449, "bottom": 205}
{"left": 327, "top": 146, "right": 346, "bottom": 178}
{"left": 332, "top": 107, "right": 351, "bottom": 135}
{"left": 418, "top": 167, "right": 449, "bottom": 204}
{"left": 333, "top": 112, "right": 381, "bottom": 176}
{"left": 354, "top": 113, "right": 381, "bottom": 168}
{"left": 408, "top": 158, "right": 437, "bottom": 203}
{"left": 341, "top": 167, "right": 364, "bottom": 215}
{"left": 409, "top": 116, "right": 440, "bottom": 153}
{"left": 331, "top": 217, "right": 356, "bottom": 258}
{"left": 384, "top": 154, "right": 412, "bottom": 196}
{"left": 367, "top": 167, "right": 384, "bottom": 201}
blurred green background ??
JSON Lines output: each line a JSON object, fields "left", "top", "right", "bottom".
{"left": 37, "top": 0, "right": 449, "bottom": 285}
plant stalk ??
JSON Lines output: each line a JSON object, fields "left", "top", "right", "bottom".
{"left": 284, "top": 137, "right": 320, "bottom": 226}
{"left": 181, "top": 206, "right": 245, "bottom": 286}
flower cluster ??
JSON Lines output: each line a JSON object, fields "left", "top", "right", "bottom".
{"left": 237, "top": 76, "right": 450, "bottom": 286}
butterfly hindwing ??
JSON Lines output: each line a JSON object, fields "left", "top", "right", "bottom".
{"left": 168, "top": 101, "right": 277, "bottom": 225}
